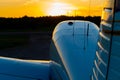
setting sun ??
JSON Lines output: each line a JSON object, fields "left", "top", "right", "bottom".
{"left": 0, "top": 0, "right": 105, "bottom": 17}
{"left": 47, "top": 2, "right": 77, "bottom": 16}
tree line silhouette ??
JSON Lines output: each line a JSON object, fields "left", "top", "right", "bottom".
{"left": 0, "top": 16, "right": 101, "bottom": 32}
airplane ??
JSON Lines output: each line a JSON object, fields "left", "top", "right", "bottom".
{"left": 0, "top": 0, "right": 119, "bottom": 80}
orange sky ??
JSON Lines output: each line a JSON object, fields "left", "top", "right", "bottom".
{"left": 0, "top": 0, "right": 104, "bottom": 17}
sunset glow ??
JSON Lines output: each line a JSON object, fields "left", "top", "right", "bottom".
{"left": 0, "top": 0, "right": 105, "bottom": 17}
{"left": 47, "top": 2, "right": 77, "bottom": 16}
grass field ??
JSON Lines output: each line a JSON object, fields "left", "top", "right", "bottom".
{"left": 0, "top": 34, "right": 29, "bottom": 49}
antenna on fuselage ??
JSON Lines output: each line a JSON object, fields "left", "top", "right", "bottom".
{"left": 83, "top": 0, "right": 91, "bottom": 50}
{"left": 87, "top": 0, "right": 91, "bottom": 36}
{"left": 87, "top": 23, "right": 89, "bottom": 36}
{"left": 83, "top": 21, "right": 86, "bottom": 50}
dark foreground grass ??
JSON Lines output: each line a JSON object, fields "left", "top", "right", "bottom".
{"left": 0, "top": 34, "right": 29, "bottom": 49}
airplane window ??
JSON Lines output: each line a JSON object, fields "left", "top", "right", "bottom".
{"left": 101, "top": 0, "right": 114, "bottom": 21}
{"left": 104, "top": 8, "right": 112, "bottom": 12}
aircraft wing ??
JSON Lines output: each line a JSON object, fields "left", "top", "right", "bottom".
{"left": 0, "top": 57, "right": 50, "bottom": 80}
{"left": 0, "top": 20, "right": 99, "bottom": 80}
